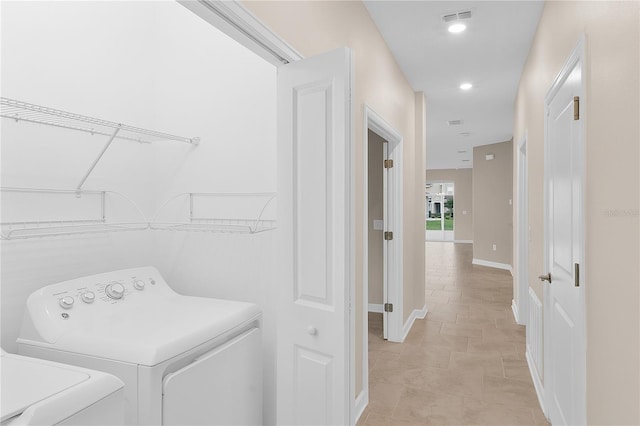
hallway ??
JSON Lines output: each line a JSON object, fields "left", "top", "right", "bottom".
{"left": 359, "top": 242, "right": 548, "bottom": 425}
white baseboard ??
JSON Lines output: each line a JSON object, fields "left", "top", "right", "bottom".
{"left": 401, "top": 304, "right": 428, "bottom": 341}
{"left": 472, "top": 258, "right": 513, "bottom": 272}
{"left": 526, "top": 349, "right": 547, "bottom": 417}
{"left": 511, "top": 299, "right": 520, "bottom": 324}
{"left": 368, "top": 303, "right": 383, "bottom": 313}
{"left": 454, "top": 239, "right": 473, "bottom": 244}
{"left": 354, "top": 388, "right": 368, "bottom": 424}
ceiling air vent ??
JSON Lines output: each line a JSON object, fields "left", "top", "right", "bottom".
{"left": 447, "top": 119, "right": 463, "bottom": 126}
{"left": 442, "top": 10, "right": 472, "bottom": 23}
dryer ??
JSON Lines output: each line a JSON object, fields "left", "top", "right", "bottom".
{"left": 16, "top": 266, "right": 262, "bottom": 426}
{"left": 1, "top": 349, "right": 124, "bottom": 426}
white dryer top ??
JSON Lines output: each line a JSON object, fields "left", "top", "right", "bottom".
{"left": 1, "top": 352, "right": 123, "bottom": 423}
{"left": 17, "top": 267, "right": 261, "bottom": 366}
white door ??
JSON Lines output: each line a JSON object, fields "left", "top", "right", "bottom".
{"left": 382, "top": 141, "right": 389, "bottom": 340}
{"left": 542, "top": 39, "right": 586, "bottom": 425}
{"left": 277, "top": 47, "right": 352, "bottom": 426}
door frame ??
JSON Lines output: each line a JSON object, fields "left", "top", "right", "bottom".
{"left": 542, "top": 35, "right": 587, "bottom": 424}
{"left": 178, "top": 2, "right": 357, "bottom": 424}
{"left": 361, "top": 105, "right": 404, "bottom": 410}
{"left": 515, "top": 132, "right": 528, "bottom": 325}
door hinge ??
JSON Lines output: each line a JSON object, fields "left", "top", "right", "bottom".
{"left": 384, "top": 303, "right": 393, "bottom": 313}
{"left": 384, "top": 159, "right": 394, "bottom": 169}
{"left": 574, "top": 263, "right": 580, "bottom": 287}
{"left": 573, "top": 96, "right": 580, "bottom": 120}
{"left": 384, "top": 231, "right": 394, "bottom": 241}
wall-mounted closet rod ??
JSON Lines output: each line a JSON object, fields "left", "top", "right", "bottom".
{"left": 76, "top": 126, "right": 120, "bottom": 194}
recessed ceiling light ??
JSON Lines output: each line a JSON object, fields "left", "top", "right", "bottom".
{"left": 448, "top": 23, "right": 467, "bottom": 33}
{"left": 460, "top": 82, "right": 473, "bottom": 90}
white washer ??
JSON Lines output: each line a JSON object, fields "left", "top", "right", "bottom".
{"left": 16, "top": 266, "right": 262, "bottom": 426}
{"left": 1, "top": 349, "right": 124, "bottom": 426}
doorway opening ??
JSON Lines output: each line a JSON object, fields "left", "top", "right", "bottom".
{"left": 367, "top": 129, "right": 387, "bottom": 340}
{"left": 362, "top": 106, "right": 403, "bottom": 412}
{"left": 425, "top": 182, "right": 454, "bottom": 242}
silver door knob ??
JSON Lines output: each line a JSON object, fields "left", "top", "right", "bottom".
{"left": 538, "top": 273, "right": 552, "bottom": 283}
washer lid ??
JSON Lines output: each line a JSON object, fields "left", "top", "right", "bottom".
{"left": 22, "top": 295, "right": 261, "bottom": 366}
{"left": 1, "top": 355, "right": 89, "bottom": 422}
{"left": 17, "top": 267, "right": 261, "bottom": 366}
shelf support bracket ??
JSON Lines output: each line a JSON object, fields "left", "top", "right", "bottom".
{"left": 76, "top": 126, "right": 121, "bottom": 196}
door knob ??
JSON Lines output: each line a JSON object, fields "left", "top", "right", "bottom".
{"left": 307, "top": 326, "right": 318, "bottom": 336}
{"left": 538, "top": 273, "right": 552, "bottom": 283}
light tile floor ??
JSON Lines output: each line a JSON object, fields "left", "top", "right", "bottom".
{"left": 358, "top": 242, "right": 549, "bottom": 426}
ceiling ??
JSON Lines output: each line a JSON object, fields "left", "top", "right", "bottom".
{"left": 363, "top": 1, "right": 544, "bottom": 170}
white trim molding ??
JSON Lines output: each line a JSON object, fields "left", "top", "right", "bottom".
{"left": 526, "top": 287, "right": 545, "bottom": 415}
{"left": 515, "top": 131, "right": 529, "bottom": 326}
{"left": 178, "top": 0, "right": 303, "bottom": 65}
{"left": 354, "top": 388, "right": 368, "bottom": 424}
{"left": 526, "top": 351, "right": 546, "bottom": 416}
{"left": 511, "top": 299, "right": 520, "bottom": 324}
{"left": 454, "top": 239, "right": 473, "bottom": 244}
{"left": 401, "top": 304, "right": 428, "bottom": 342}
{"left": 472, "top": 258, "right": 512, "bottom": 272}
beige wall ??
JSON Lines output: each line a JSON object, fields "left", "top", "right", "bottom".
{"left": 473, "top": 141, "right": 513, "bottom": 266}
{"left": 513, "top": 1, "right": 640, "bottom": 424}
{"left": 242, "top": 1, "right": 427, "bottom": 398}
{"left": 368, "top": 130, "right": 384, "bottom": 305}
{"left": 426, "top": 168, "right": 473, "bottom": 242}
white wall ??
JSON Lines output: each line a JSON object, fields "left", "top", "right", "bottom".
{"left": 1, "top": 1, "right": 278, "bottom": 423}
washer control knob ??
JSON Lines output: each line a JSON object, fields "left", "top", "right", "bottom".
{"left": 133, "top": 280, "right": 145, "bottom": 291}
{"left": 81, "top": 291, "right": 96, "bottom": 304}
{"left": 105, "top": 283, "right": 125, "bottom": 299}
{"left": 59, "top": 296, "right": 75, "bottom": 309}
